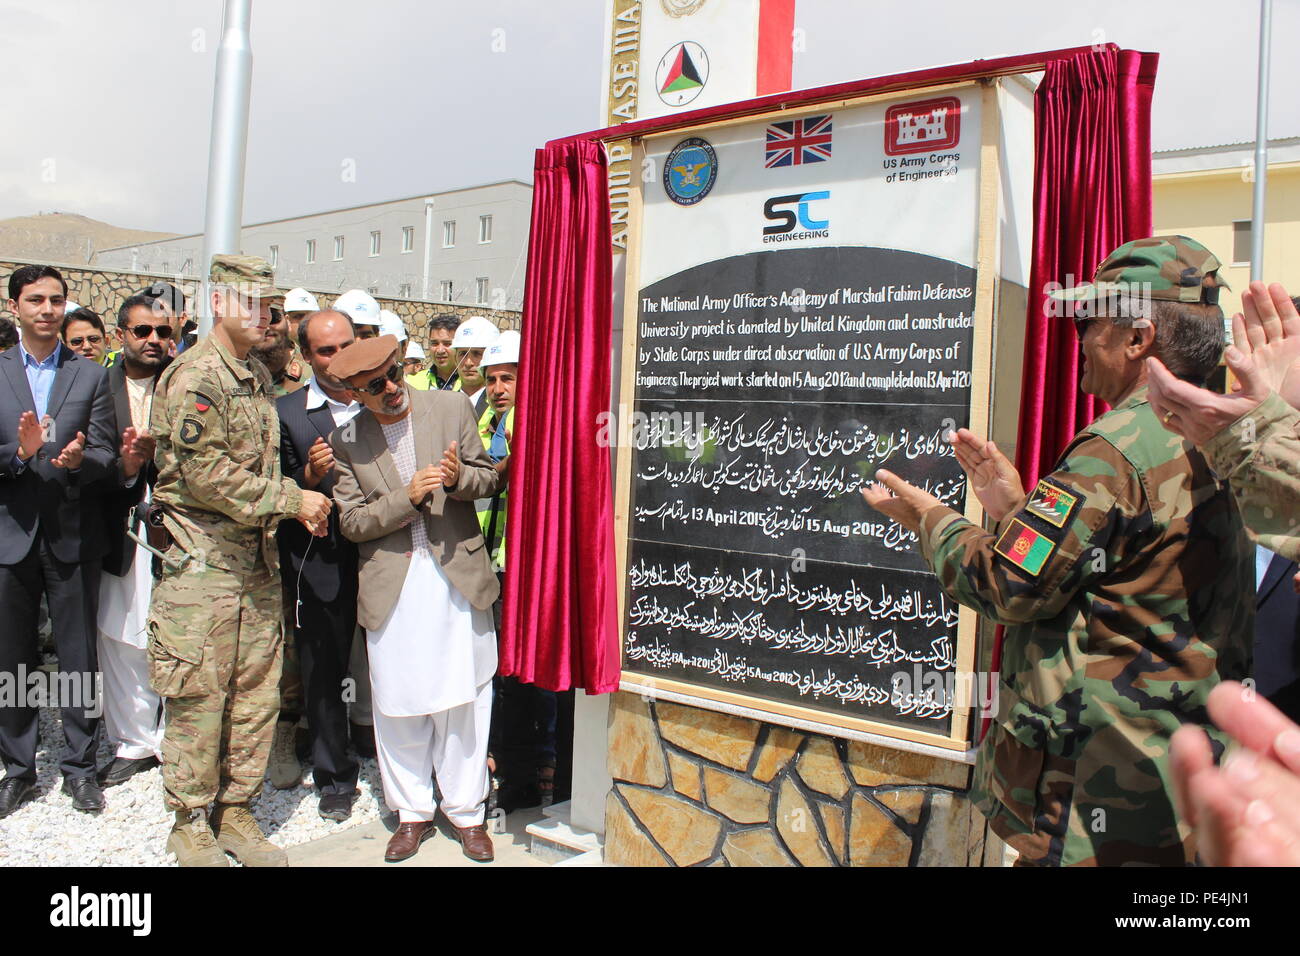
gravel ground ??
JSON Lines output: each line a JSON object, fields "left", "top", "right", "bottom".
{"left": 0, "top": 706, "right": 386, "bottom": 866}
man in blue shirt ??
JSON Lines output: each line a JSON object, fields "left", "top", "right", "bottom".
{"left": 0, "top": 265, "right": 135, "bottom": 820}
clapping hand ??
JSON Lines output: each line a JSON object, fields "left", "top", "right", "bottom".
{"left": 51, "top": 431, "right": 85, "bottom": 470}
{"left": 16, "top": 411, "right": 44, "bottom": 460}
{"left": 948, "top": 428, "right": 1024, "bottom": 523}
{"left": 1171, "top": 681, "right": 1300, "bottom": 866}
{"left": 1148, "top": 281, "right": 1300, "bottom": 445}
{"left": 120, "top": 426, "right": 155, "bottom": 478}
{"left": 438, "top": 440, "right": 460, "bottom": 488}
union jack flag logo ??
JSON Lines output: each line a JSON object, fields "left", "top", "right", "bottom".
{"left": 765, "top": 114, "right": 833, "bottom": 168}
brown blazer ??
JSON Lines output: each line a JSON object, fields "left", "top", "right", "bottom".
{"left": 330, "top": 388, "right": 502, "bottom": 628}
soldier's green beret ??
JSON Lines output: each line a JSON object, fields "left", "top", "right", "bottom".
{"left": 209, "top": 254, "right": 283, "bottom": 300}
{"left": 1051, "top": 235, "right": 1226, "bottom": 309}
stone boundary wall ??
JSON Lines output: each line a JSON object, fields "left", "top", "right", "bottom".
{"left": 604, "top": 692, "right": 1006, "bottom": 866}
{"left": 0, "top": 259, "right": 523, "bottom": 349}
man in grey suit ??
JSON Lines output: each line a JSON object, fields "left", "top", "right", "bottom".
{"left": 0, "top": 265, "right": 146, "bottom": 818}
{"left": 328, "top": 334, "right": 501, "bottom": 863}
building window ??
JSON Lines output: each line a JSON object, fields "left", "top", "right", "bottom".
{"left": 399, "top": 283, "right": 411, "bottom": 298}
{"left": 479, "top": 215, "right": 493, "bottom": 244}
{"left": 402, "top": 226, "right": 414, "bottom": 253}
{"left": 180, "top": 258, "right": 192, "bottom": 274}
{"left": 367, "top": 286, "right": 379, "bottom": 295}
{"left": 305, "top": 239, "right": 315, "bottom": 264}
{"left": 269, "top": 245, "right": 279, "bottom": 268}
{"left": 476, "top": 277, "right": 489, "bottom": 304}
{"left": 439, "top": 280, "right": 454, "bottom": 301}
{"left": 370, "top": 231, "right": 381, "bottom": 257}
{"left": 442, "top": 220, "right": 456, "bottom": 248}
{"left": 1232, "top": 220, "right": 1252, "bottom": 265}
{"left": 333, "top": 236, "right": 345, "bottom": 260}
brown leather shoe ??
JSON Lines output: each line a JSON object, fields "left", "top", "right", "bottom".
{"left": 450, "top": 822, "right": 494, "bottom": 862}
{"left": 384, "top": 821, "right": 435, "bottom": 863}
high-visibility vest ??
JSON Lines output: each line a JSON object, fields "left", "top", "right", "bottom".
{"left": 476, "top": 404, "right": 513, "bottom": 571}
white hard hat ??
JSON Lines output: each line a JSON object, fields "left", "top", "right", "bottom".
{"left": 334, "top": 289, "right": 381, "bottom": 326}
{"left": 379, "top": 309, "right": 408, "bottom": 342}
{"left": 451, "top": 315, "right": 500, "bottom": 350}
{"left": 284, "top": 288, "right": 319, "bottom": 313}
{"left": 405, "top": 340, "right": 426, "bottom": 361}
{"left": 481, "top": 330, "right": 520, "bottom": 369}
{"left": 63, "top": 300, "right": 81, "bottom": 313}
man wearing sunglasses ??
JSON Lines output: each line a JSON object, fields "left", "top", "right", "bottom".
{"left": 94, "top": 293, "right": 177, "bottom": 790}
{"left": 328, "top": 334, "right": 502, "bottom": 863}
{"left": 148, "top": 255, "right": 333, "bottom": 867}
{"left": 862, "top": 236, "right": 1254, "bottom": 866}
{"left": 251, "top": 306, "right": 306, "bottom": 399}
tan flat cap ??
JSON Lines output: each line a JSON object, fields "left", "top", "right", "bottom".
{"left": 330, "top": 334, "right": 401, "bottom": 380}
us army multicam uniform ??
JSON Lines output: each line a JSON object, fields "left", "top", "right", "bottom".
{"left": 1203, "top": 391, "right": 1300, "bottom": 560}
{"left": 147, "top": 327, "right": 303, "bottom": 811}
{"left": 918, "top": 388, "right": 1254, "bottom": 866}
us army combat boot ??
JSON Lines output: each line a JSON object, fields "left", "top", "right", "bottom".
{"left": 268, "top": 719, "right": 303, "bottom": 790}
{"left": 167, "top": 808, "right": 230, "bottom": 867}
{"left": 211, "top": 803, "right": 288, "bottom": 867}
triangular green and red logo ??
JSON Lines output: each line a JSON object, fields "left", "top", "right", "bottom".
{"left": 661, "top": 44, "right": 703, "bottom": 94}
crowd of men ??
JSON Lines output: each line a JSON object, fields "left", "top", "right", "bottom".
{"left": 0, "top": 256, "right": 542, "bottom": 866}
{"left": 5, "top": 232, "right": 1300, "bottom": 868}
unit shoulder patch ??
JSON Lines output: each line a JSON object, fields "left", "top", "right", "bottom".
{"left": 180, "top": 418, "right": 205, "bottom": 444}
{"left": 994, "top": 517, "right": 1057, "bottom": 577}
{"left": 1024, "top": 476, "right": 1081, "bottom": 529}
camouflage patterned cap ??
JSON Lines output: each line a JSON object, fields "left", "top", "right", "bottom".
{"left": 1050, "top": 235, "right": 1224, "bottom": 308}
{"left": 209, "top": 254, "right": 283, "bottom": 300}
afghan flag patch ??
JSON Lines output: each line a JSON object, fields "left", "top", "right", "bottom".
{"left": 1024, "top": 477, "right": 1079, "bottom": 529}
{"left": 994, "top": 518, "right": 1056, "bottom": 577}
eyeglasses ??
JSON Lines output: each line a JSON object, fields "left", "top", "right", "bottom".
{"left": 68, "top": 335, "right": 103, "bottom": 348}
{"left": 127, "top": 324, "right": 174, "bottom": 340}
{"left": 358, "top": 363, "right": 403, "bottom": 396}
{"left": 268, "top": 309, "right": 284, "bottom": 325}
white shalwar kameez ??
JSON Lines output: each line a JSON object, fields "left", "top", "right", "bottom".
{"left": 371, "top": 415, "right": 496, "bottom": 825}
{"left": 96, "top": 375, "right": 163, "bottom": 760}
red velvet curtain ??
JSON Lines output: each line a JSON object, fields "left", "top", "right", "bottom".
{"left": 499, "top": 139, "right": 621, "bottom": 693}
{"left": 987, "top": 48, "right": 1157, "bottom": 741}
{"left": 1014, "top": 47, "right": 1158, "bottom": 484}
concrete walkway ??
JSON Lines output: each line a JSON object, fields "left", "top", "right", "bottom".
{"left": 288, "top": 807, "right": 549, "bottom": 867}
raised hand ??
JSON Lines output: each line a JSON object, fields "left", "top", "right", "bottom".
{"left": 304, "top": 436, "right": 336, "bottom": 487}
{"left": 51, "top": 430, "right": 85, "bottom": 470}
{"left": 860, "top": 468, "right": 944, "bottom": 535}
{"left": 949, "top": 428, "right": 1024, "bottom": 523}
{"left": 16, "top": 411, "right": 44, "bottom": 460}
{"left": 407, "top": 464, "right": 441, "bottom": 508}
{"left": 1235, "top": 281, "right": 1300, "bottom": 410}
{"left": 1147, "top": 346, "right": 1269, "bottom": 446}
{"left": 438, "top": 440, "right": 460, "bottom": 488}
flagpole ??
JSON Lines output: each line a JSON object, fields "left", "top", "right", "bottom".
{"left": 1250, "top": 0, "right": 1272, "bottom": 282}
{"left": 197, "top": 0, "right": 254, "bottom": 336}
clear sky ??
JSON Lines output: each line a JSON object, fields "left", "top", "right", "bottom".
{"left": 1, "top": 0, "right": 1295, "bottom": 234}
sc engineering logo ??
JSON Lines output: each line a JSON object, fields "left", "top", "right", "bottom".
{"left": 663, "top": 138, "right": 717, "bottom": 206}
{"left": 762, "top": 191, "right": 830, "bottom": 243}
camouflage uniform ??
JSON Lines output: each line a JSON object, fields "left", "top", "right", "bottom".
{"left": 1202, "top": 391, "right": 1300, "bottom": 560}
{"left": 915, "top": 237, "right": 1255, "bottom": 866}
{"left": 269, "top": 351, "right": 307, "bottom": 399}
{"left": 920, "top": 389, "right": 1253, "bottom": 865}
{"left": 147, "top": 272, "right": 303, "bottom": 812}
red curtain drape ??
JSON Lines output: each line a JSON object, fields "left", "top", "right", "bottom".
{"left": 499, "top": 139, "right": 620, "bottom": 694}
{"left": 1014, "top": 47, "right": 1158, "bottom": 484}
{"left": 987, "top": 47, "right": 1157, "bottom": 741}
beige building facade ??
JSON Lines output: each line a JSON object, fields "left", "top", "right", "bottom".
{"left": 1152, "top": 136, "right": 1300, "bottom": 295}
